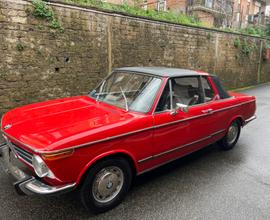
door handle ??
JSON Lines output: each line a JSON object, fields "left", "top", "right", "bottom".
{"left": 201, "top": 109, "right": 213, "bottom": 114}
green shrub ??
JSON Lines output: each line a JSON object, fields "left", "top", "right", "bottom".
{"left": 65, "top": 0, "right": 203, "bottom": 26}
{"left": 65, "top": 0, "right": 270, "bottom": 38}
{"left": 266, "top": 23, "right": 270, "bottom": 36}
{"left": 32, "top": 0, "right": 54, "bottom": 20}
{"left": 31, "top": 0, "right": 64, "bottom": 31}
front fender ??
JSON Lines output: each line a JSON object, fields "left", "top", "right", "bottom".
{"left": 75, "top": 149, "right": 138, "bottom": 186}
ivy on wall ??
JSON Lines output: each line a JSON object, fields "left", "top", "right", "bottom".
{"left": 234, "top": 37, "right": 257, "bottom": 63}
{"left": 29, "top": 0, "right": 64, "bottom": 31}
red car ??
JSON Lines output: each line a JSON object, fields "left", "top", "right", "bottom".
{"left": 0, "top": 67, "right": 256, "bottom": 213}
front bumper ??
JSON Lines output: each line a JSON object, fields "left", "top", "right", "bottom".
{"left": 0, "top": 143, "right": 75, "bottom": 195}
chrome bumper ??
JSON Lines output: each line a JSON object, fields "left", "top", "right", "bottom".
{"left": 244, "top": 115, "right": 257, "bottom": 126}
{"left": 0, "top": 144, "right": 75, "bottom": 195}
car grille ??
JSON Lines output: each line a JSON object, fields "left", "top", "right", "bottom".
{"left": 11, "top": 143, "right": 33, "bottom": 165}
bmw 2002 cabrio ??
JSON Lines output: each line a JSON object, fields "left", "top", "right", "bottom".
{"left": 0, "top": 67, "right": 256, "bottom": 213}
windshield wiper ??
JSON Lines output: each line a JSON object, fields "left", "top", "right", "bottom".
{"left": 120, "top": 86, "right": 129, "bottom": 111}
{"left": 96, "top": 80, "right": 106, "bottom": 102}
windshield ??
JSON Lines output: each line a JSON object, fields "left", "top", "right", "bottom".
{"left": 89, "top": 71, "right": 162, "bottom": 113}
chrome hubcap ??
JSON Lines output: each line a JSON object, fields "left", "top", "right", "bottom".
{"left": 92, "top": 166, "right": 124, "bottom": 203}
{"left": 227, "top": 123, "right": 239, "bottom": 145}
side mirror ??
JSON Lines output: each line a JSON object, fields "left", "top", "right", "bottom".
{"left": 171, "top": 103, "right": 189, "bottom": 115}
{"left": 176, "top": 103, "right": 189, "bottom": 113}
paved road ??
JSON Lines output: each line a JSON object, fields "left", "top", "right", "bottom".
{"left": 0, "top": 84, "right": 270, "bottom": 220}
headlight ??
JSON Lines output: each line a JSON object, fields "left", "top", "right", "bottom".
{"left": 32, "top": 155, "right": 49, "bottom": 178}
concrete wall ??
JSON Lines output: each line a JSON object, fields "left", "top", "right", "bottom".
{"left": 0, "top": 0, "right": 269, "bottom": 116}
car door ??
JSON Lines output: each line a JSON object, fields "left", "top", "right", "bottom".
{"left": 151, "top": 76, "right": 219, "bottom": 164}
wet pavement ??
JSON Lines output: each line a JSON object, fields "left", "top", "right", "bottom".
{"left": 0, "top": 84, "right": 270, "bottom": 220}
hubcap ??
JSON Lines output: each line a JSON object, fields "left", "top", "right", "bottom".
{"left": 227, "top": 123, "right": 239, "bottom": 145}
{"left": 92, "top": 166, "right": 124, "bottom": 203}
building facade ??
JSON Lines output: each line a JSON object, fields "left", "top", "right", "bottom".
{"left": 232, "top": 0, "right": 267, "bottom": 28}
{"left": 186, "top": 0, "right": 234, "bottom": 27}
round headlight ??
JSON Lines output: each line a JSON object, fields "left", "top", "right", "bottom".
{"left": 32, "top": 155, "right": 49, "bottom": 178}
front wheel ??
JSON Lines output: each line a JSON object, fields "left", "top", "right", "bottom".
{"left": 79, "top": 157, "right": 132, "bottom": 214}
{"left": 218, "top": 120, "right": 241, "bottom": 151}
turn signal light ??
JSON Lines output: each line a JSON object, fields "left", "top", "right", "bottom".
{"left": 42, "top": 149, "right": 74, "bottom": 161}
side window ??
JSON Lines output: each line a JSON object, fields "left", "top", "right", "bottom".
{"left": 156, "top": 82, "right": 171, "bottom": 112}
{"left": 155, "top": 76, "right": 215, "bottom": 113}
{"left": 172, "top": 77, "right": 204, "bottom": 107}
{"left": 201, "top": 77, "right": 215, "bottom": 102}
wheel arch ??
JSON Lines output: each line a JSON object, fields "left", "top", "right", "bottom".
{"left": 75, "top": 150, "right": 138, "bottom": 187}
{"left": 227, "top": 115, "right": 245, "bottom": 128}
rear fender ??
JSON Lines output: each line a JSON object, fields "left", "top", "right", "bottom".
{"left": 227, "top": 115, "right": 245, "bottom": 129}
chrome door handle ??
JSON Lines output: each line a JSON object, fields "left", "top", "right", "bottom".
{"left": 201, "top": 109, "right": 213, "bottom": 114}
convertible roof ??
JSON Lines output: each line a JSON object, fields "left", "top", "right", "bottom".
{"left": 113, "top": 67, "right": 209, "bottom": 77}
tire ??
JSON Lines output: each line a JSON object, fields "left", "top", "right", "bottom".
{"left": 218, "top": 120, "right": 241, "bottom": 151}
{"left": 79, "top": 157, "right": 132, "bottom": 214}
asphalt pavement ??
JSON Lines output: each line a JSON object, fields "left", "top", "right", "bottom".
{"left": 0, "top": 84, "right": 270, "bottom": 220}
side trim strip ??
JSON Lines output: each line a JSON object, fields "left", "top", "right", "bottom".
{"left": 137, "top": 130, "right": 225, "bottom": 175}
{"left": 1, "top": 99, "right": 254, "bottom": 154}
{"left": 138, "top": 129, "right": 225, "bottom": 163}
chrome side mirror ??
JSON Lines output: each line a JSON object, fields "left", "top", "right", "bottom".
{"left": 171, "top": 103, "right": 189, "bottom": 115}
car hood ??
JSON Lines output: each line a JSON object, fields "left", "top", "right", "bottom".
{"left": 1, "top": 96, "right": 148, "bottom": 153}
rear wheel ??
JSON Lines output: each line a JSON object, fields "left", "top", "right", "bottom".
{"left": 218, "top": 120, "right": 241, "bottom": 151}
{"left": 79, "top": 157, "right": 132, "bottom": 214}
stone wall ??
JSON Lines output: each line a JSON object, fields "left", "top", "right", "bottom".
{"left": 0, "top": 0, "right": 270, "bottom": 116}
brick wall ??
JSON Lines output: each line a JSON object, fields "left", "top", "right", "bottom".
{"left": 167, "top": 0, "right": 186, "bottom": 13}
{"left": 192, "top": 10, "right": 215, "bottom": 27}
{"left": 0, "top": 0, "right": 269, "bottom": 116}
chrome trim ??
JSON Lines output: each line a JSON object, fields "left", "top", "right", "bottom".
{"left": 0, "top": 145, "right": 75, "bottom": 195}
{"left": 1, "top": 100, "right": 255, "bottom": 154}
{"left": 0, "top": 144, "right": 28, "bottom": 180}
{"left": 5, "top": 140, "right": 33, "bottom": 166}
{"left": 154, "top": 113, "right": 208, "bottom": 129}
{"left": 138, "top": 129, "right": 225, "bottom": 163}
{"left": 244, "top": 115, "right": 257, "bottom": 126}
{"left": 1, "top": 126, "right": 153, "bottom": 154}
{"left": 212, "top": 100, "right": 255, "bottom": 114}
{"left": 14, "top": 145, "right": 33, "bottom": 164}
{"left": 22, "top": 179, "right": 76, "bottom": 195}
{"left": 137, "top": 130, "right": 225, "bottom": 175}
{"left": 169, "top": 79, "right": 173, "bottom": 110}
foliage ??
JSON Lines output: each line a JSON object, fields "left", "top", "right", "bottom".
{"left": 65, "top": 0, "right": 270, "bottom": 38}
{"left": 234, "top": 37, "right": 241, "bottom": 48}
{"left": 266, "top": 22, "right": 270, "bottom": 37}
{"left": 31, "top": 0, "right": 64, "bottom": 31}
{"left": 32, "top": 0, "right": 54, "bottom": 19}
{"left": 239, "top": 26, "right": 265, "bottom": 37}
{"left": 240, "top": 39, "right": 255, "bottom": 55}
{"left": 16, "top": 42, "right": 25, "bottom": 51}
{"left": 234, "top": 37, "right": 256, "bottom": 60}
{"left": 65, "top": 0, "right": 203, "bottom": 27}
